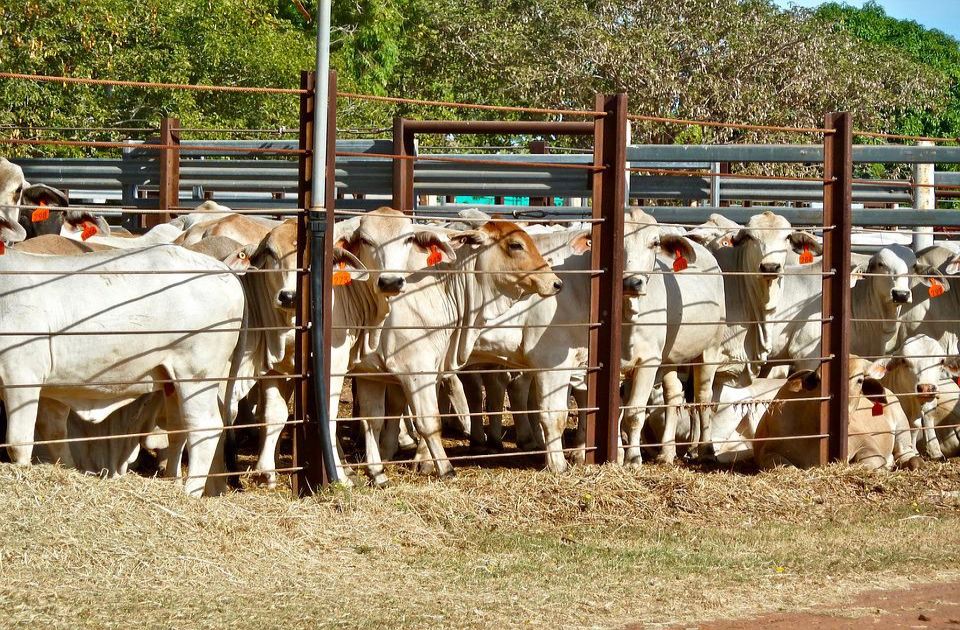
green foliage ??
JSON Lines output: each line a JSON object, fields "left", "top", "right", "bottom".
{"left": 815, "top": 1, "right": 960, "bottom": 138}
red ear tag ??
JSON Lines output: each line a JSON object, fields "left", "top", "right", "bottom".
{"left": 929, "top": 278, "right": 945, "bottom": 299}
{"left": 872, "top": 401, "right": 883, "bottom": 416}
{"left": 799, "top": 244, "right": 814, "bottom": 265}
{"left": 332, "top": 261, "right": 352, "bottom": 287}
{"left": 0, "top": 241, "right": 6, "bottom": 255}
{"left": 80, "top": 222, "right": 98, "bottom": 241}
{"left": 427, "top": 244, "right": 443, "bottom": 267}
{"left": 672, "top": 251, "right": 688, "bottom": 272}
{"left": 163, "top": 382, "right": 175, "bottom": 397}
{"left": 31, "top": 200, "right": 49, "bottom": 223}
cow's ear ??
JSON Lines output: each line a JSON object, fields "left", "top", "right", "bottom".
{"left": 413, "top": 230, "right": 457, "bottom": 264}
{"left": 62, "top": 211, "right": 111, "bottom": 236}
{"left": 223, "top": 245, "right": 256, "bottom": 274}
{"left": 861, "top": 378, "right": 887, "bottom": 402}
{"left": 946, "top": 255, "right": 960, "bottom": 276}
{"left": 785, "top": 369, "right": 818, "bottom": 392}
{"left": 943, "top": 357, "right": 960, "bottom": 377}
{"left": 660, "top": 234, "right": 697, "bottom": 266}
{"left": 568, "top": 230, "right": 591, "bottom": 255}
{"left": 864, "top": 359, "right": 889, "bottom": 380}
{"left": 850, "top": 264, "right": 865, "bottom": 289}
{"left": 448, "top": 230, "right": 489, "bottom": 248}
{"left": 788, "top": 231, "right": 822, "bottom": 255}
{"left": 22, "top": 183, "right": 69, "bottom": 209}
{"left": 914, "top": 263, "right": 950, "bottom": 292}
{"left": 731, "top": 228, "right": 753, "bottom": 247}
{"left": 333, "top": 247, "right": 369, "bottom": 281}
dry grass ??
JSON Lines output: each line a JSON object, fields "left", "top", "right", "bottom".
{"left": 1, "top": 462, "right": 960, "bottom": 629}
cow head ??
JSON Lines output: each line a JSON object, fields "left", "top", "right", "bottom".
{"left": 875, "top": 335, "right": 947, "bottom": 405}
{"left": 622, "top": 209, "right": 696, "bottom": 297}
{"left": 0, "top": 158, "right": 33, "bottom": 244}
{"left": 685, "top": 213, "right": 741, "bottom": 251}
{"left": 250, "top": 220, "right": 300, "bottom": 311}
{"left": 731, "top": 212, "right": 820, "bottom": 310}
{"left": 850, "top": 246, "right": 916, "bottom": 306}
{"left": 449, "top": 220, "right": 562, "bottom": 299}
{"left": 336, "top": 207, "right": 456, "bottom": 297}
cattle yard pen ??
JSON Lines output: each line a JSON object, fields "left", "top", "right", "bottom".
{"left": 3, "top": 69, "right": 960, "bottom": 493}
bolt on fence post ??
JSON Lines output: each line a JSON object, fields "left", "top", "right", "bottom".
{"left": 293, "top": 70, "right": 329, "bottom": 495}
{"left": 586, "top": 93, "right": 628, "bottom": 465}
{"left": 820, "top": 111, "right": 853, "bottom": 465}
{"left": 153, "top": 116, "right": 180, "bottom": 228}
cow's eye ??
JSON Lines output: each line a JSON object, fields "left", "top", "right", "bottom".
{"left": 405, "top": 236, "right": 416, "bottom": 245}
{"left": 651, "top": 240, "right": 661, "bottom": 250}
{"left": 508, "top": 241, "right": 524, "bottom": 252}
{"left": 14, "top": 185, "right": 22, "bottom": 196}
{"left": 357, "top": 236, "right": 373, "bottom": 247}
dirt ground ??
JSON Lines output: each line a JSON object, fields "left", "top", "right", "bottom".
{"left": 672, "top": 580, "right": 960, "bottom": 629}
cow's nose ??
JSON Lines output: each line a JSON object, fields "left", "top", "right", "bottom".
{"left": 759, "top": 262, "right": 782, "bottom": 274}
{"left": 377, "top": 275, "right": 405, "bottom": 295}
{"left": 552, "top": 279, "right": 564, "bottom": 293}
{"left": 623, "top": 276, "right": 644, "bottom": 294}
{"left": 277, "top": 290, "right": 296, "bottom": 308}
{"left": 891, "top": 289, "right": 911, "bottom": 304}
{"left": 917, "top": 383, "right": 938, "bottom": 394}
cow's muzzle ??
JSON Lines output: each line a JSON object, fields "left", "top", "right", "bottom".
{"left": 277, "top": 290, "right": 297, "bottom": 309}
{"left": 623, "top": 276, "right": 646, "bottom": 296}
{"left": 891, "top": 289, "right": 911, "bottom": 304}
{"left": 917, "top": 383, "right": 938, "bottom": 402}
{"left": 759, "top": 262, "right": 782, "bottom": 275}
{"left": 377, "top": 275, "right": 405, "bottom": 295}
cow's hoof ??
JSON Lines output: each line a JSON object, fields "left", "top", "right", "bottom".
{"left": 654, "top": 454, "right": 677, "bottom": 466}
{"left": 440, "top": 468, "right": 456, "bottom": 480}
{"left": 623, "top": 457, "right": 643, "bottom": 469}
{"left": 487, "top": 439, "right": 505, "bottom": 453}
{"left": 570, "top": 452, "right": 586, "bottom": 466}
{"left": 373, "top": 475, "right": 391, "bottom": 489}
{"left": 415, "top": 460, "right": 436, "bottom": 476}
{"left": 905, "top": 456, "right": 923, "bottom": 471}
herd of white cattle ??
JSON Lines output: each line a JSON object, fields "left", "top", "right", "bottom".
{"left": 2, "top": 155, "right": 960, "bottom": 497}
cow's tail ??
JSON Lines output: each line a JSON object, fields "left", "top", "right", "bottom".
{"left": 222, "top": 300, "right": 251, "bottom": 488}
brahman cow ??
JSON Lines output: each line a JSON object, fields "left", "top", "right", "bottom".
{"left": 0, "top": 245, "right": 243, "bottom": 496}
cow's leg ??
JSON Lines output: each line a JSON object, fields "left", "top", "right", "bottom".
{"left": 621, "top": 364, "right": 658, "bottom": 467}
{"left": 890, "top": 407, "right": 922, "bottom": 468}
{"left": 571, "top": 385, "right": 588, "bottom": 465}
{"left": 693, "top": 357, "right": 720, "bottom": 460}
{"left": 485, "top": 372, "right": 508, "bottom": 451}
{"left": 459, "top": 372, "right": 487, "bottom": 448}
{"left": 176, "top": 381, "right": 227, "bottom": 497}
{"left": 162, "top": 394, "right": 187, "bottom": 480}
{"left": 4, "top": 387, "right": 42, "bottom": 465}
{"left": 533, "top": 369, "right": 572, "bottom": 473}
{"left": 920, "top": 403, "right": 946, "bottom": 460}
{"left": 509, "top": 374, "right": 542, "bottom": 450}
{"left": 35, "top": 398, "right": 75, "bottom": 468}
{"left": 656, "top": 370, "right": 684, "bottom": 465}
{"left": 255, "top": 377, "right": 293, "bottom": 489}
{"left": 380, "top": 384, "right": 406, "bottom": 461}
{"left": 356, "top": 378, "right": 389, "bottom": 487}
{"left": 401, "top": 375, "right": 454, "bottom": 478}
{"left": 445, "top": 375, "right": 482, "bottom": 448}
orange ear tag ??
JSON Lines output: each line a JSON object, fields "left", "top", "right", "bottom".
{"left": 799, "top": 244, "right": 814, "bottom": 265}
{"left": 80, "top": 222, "right": 98, "bottom": 241}
{"left": 31, "top": 200, "right": 49, "bottom": 223}
{"left": 672, "top": 251, "right": 688, "bottom": 272}
{"left": 427, "top": 244, "right": 443, "bottom": 267}
{"left": 332, "top": 261, "right": 352, "bottom": 287}
{"left": 872, "top": 401, "right": 883, "bottom": 416}
{"left": 929, "top": 278, "right": 945, "bottom": 299}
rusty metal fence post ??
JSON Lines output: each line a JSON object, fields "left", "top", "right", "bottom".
{"left": 586, "top": 93, "right": 628, "bottom": 464}
{"left": 151, "top": 116, "right": 180, "bottom": 228}
{"left": 392, "top": 117, "right": 415, "bottom": 212}
{"left": 820, "top": 111, "right": 853, "bottom": 464}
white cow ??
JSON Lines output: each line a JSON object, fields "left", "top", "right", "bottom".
{"left": 0, "top": 245, "right": 243, "bottom": 496}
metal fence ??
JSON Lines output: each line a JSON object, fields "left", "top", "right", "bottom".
{"left": 2, "top": 68, "right": 960, "bottom": 494}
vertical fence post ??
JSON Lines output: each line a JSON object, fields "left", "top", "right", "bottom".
{"left": 392, "top": 117, "right": 415, "bottom": 212}
{"left": 913, "top": 140, "right": 935, "bottom": 250}
{"left": 820, "top": 111, "right": 853, "bottom": 464}
{"left": 153, "top": 116, "right": 180, "bottom": 228}
{"left": 529, "top": 140, "right": 550, "bottom": 207}
{"left": 293, "top": 70, "right": 328, "bottom": 495}
{"left": 586, "top": 93, "right": 628, "bottom": 464}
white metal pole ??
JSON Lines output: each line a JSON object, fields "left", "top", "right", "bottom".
{"left": 913, "top": 140, "right": 935, "bottom": 250}
{"left": 311, "top": 0, "right": 332, "bottom": 210}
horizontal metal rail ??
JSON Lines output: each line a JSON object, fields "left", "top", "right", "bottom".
{"left": 333, "top": 209, "right": 603, "bottom": 224}
{"left": 337, "top": 366, "right": 599, "bottom": 378}
{"left": 636, "top": 433, "right": 831, "bottom": 448}
{"left": 627, "top": 114, "right": 833, "bottom": 135}
{"left": 0, "top": 71, "right": 305, "bottom": 95}
{"left": 338, "top": 91, "right": 604, "bottom": 118}
{"left": 0, "top": 268, "right": 305, "bottom": 276}
{"left": 335, "top": 151, "right": 605, "bottom": 171}
{"left": 331, "top": 323, "right": 601, "bottom": 330}
{"left": 848, "top": 421, "right": 960, "bottom": 438}
{"left": 0, "top": 420, "right": 304, "bottom": 450}
{"left": 620, "top": 396, "right": 831, "bottom": 411}
{"left": 338, "top": 406, "right": 599, "bottom": 423}
{"left": 0, "top": 137, "right": 305, "bottom": 155}
{"left": 0, "top": 374, "right": 303, "bottom": 389}
{"left": 0, "top": 326, "right": 302, "bottom": 336}
{"left": 184, "top": 466, "right": 303, "bottom": 481}
{"left": 338, "top": 446, "right": 597, "bottom": 468}
{"left": 624, "top": 318, "right": 832, "bottom": 326}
